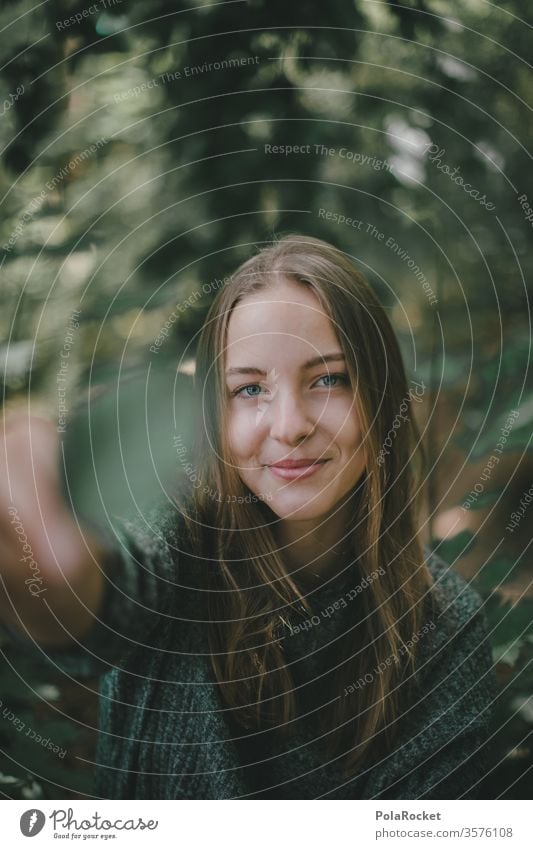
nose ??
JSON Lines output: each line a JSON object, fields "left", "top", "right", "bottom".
{"left": 265, "top": 387, "right": 316, "bottom": 445}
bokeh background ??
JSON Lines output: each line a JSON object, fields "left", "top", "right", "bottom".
{"left": 0, "top": 0, "right": 531, "bottom": 799}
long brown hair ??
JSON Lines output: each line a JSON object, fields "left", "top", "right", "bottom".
{"left": 179, "top": 234, "right": 434, "bottom": 777}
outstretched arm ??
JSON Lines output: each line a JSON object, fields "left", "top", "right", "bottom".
{"left": 0, "top": 413, "right": 182, "bottom": 677}
{"left": 0, "top": 414, "right": 107, "bottom": 646}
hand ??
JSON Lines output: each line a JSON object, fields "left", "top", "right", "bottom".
{"left": 0, "top": 413, "right": 107, "bottom": 645}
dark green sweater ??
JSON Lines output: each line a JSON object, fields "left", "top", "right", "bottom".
{"left": 8, "top": 502, "right": 496, "bottom": 799}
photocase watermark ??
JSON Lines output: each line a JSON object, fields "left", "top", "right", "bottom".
{"left": 377, "top": 380, "right": 426, "bottom": 466}
{"left": 2, "top": 138, "right": 107, "bottom": 253}
{"left": 56, "top": 310, "right": 82, "bottom": 433}
{"left": 113, "top": 56, "right": 260, "bottom": 102}
{"left": 505, "top": 482, "right": 533, "bottom": 533}
{"left": 424, "top": 143, "right": 496, "bottom": 212}
{"left": 343, "top": 620, "right": 436, "bottom": 695}
{"left": 49, "top": 807, "right": 158, "bottom": 834}
{"left": 461, "top": 409, "right": 520, "bottom": 511}
{"left": 279, "top": 565, "right": 386, "bottom": 638}
{"left": 7, "top": 506, "right": 47, "bottom": 597}
{"left": 0, "top": 84, "right": 24, "bottom": 117}
{"left": 150, "top": 277, "right": 229, "bottom": 354}
{"left": 20, "top": 810, "right": 46, "bottom": 836}
{"left": 265, "top": 143, "right": 392, "bottom": 172}
{"left": 0, "top": 699, "right": 66, "bottom": 759}
{"left": 56, "top": 0, "right": 122, "bottom": 30}
{"left": 517, "top": 193, "right": 533, "bottom": 230}
{"left": 172, "top": 433, "right": 272, "bottom": 503}
{"left": 318, "top": 210, "right": 437, "bottom": 306}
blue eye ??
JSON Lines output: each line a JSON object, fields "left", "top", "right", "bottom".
{"left": 231, "top": 373, "right": 349, "bottom": 398}
{"left": 233, "top": 383, "right": 263, "bottom": 397}
{"left": 315, "top": 373, "right": 349, "bottom": 388}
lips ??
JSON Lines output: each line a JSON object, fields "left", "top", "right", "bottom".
{"left": 267, "top": 459, "right": 327, "bottom": 469}
{"left": 266, "top": 458, "right": 330, "bottom": 481}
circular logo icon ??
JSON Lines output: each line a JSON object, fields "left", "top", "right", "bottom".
{"left": 20, "top": 809, "right": 46, "bottom": 837}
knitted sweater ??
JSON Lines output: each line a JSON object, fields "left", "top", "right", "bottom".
{"left": 8, "top": 501, "right": 496, "bottom": 800}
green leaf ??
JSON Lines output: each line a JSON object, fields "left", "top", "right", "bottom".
{"left": 430, "top": 530, "right": 477, "bottom": 565}
{"left": 485, "top": 597, "right": 533, "bottom": 646}
{"left": 474, "top": 557, "right": 518, "bottom": 593}
{"left": 492, "top": 641, "right": 522, "bottom": 667}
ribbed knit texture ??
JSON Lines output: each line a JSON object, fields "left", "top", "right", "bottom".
{"left": 8, "top": 500, "right": 497, "bottom": 799}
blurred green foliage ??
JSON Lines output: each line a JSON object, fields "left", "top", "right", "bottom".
{"left": 0, "top": 0, "right": 531, "bottom": 798}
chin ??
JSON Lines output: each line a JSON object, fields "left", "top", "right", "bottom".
{"left": 262, "top": 493, "right": 339, "bottom": 522}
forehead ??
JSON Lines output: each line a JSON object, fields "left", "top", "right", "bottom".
{"left": 225, "top": 279, "right": 339, "bottom": 355}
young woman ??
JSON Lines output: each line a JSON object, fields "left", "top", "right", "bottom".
{"left": 0, "top": 235, "right": 495, "bottom": 799}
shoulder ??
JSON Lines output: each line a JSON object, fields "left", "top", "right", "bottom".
{"left": 417, "top": 546, "right": 491, "bottom": 668}
{"left": 424, "top": 545, "right": 485, "bottom": 621}
{"left": 110, "top": 497, "right": 193, "bottom": 564}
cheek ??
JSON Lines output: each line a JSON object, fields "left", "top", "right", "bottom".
{"left": 333, "top": 408, "right": 366, "bottom": 468}
{"left": 325, "top": 398, "right": 363, "bottom": 443}
{"left": 226, "top": 408, "right": 260, "bottom": 459}
{"left": 345, "top": 415, "right": 364, "bottom": 449}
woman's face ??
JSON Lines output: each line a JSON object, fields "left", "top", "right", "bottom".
{"left": 224, "top": 276, "right": 367, "bottom": 522}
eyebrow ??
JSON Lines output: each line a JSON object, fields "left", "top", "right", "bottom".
{"left": 226, "top": 352, "right": 346, "bottom": 377}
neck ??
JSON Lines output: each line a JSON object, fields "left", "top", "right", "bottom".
{"left": 275, "top": 502, "right": 354, "bottom": 583}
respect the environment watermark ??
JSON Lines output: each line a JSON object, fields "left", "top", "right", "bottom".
{"left": 114, "top": 56, "right": 260, "bottom": 102}
{"left": 317, "top": 209, "right": 438, "bottom": 306}
{"left": 2, "top": 139, "right": 106, "bottom": 253}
